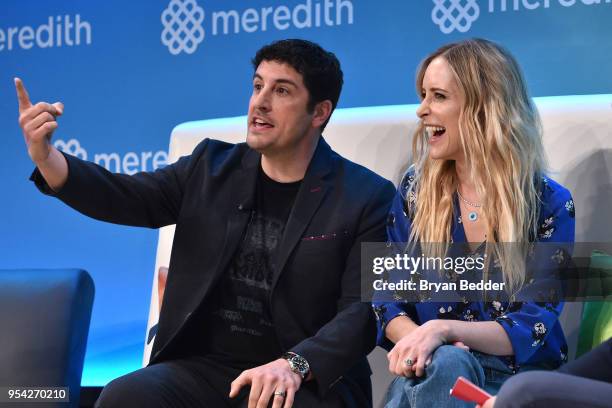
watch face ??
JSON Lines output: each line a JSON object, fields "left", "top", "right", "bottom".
{"left": 284, "top": 353, "right": 309, "bottom": 377}
{"left": 292, "top": 356, "right": 308, "bottom": 373}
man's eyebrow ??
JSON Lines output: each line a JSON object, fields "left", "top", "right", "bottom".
{"left": 275, "top": 78, "right": 298, "bottom": 87}
{"left": 252, "top": 73, "right": 298, "bottom": 88}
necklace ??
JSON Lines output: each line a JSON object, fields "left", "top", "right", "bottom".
{"left": 457, "top": 190, "right": 481, "bottom": 222}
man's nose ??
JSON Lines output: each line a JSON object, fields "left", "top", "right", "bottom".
{"left": 254, "top": 88, "right": 271, "bottom": 112}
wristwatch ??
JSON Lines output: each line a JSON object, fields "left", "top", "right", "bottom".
{"left": 282, "top": 352, "right": 310, "bottom": 379}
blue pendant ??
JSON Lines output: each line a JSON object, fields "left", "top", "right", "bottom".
{"left": 468, "top": 211, "right": 478, "bottom": 222}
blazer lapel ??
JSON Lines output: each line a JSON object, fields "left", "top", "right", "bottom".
{"left": 271, "top": 138, "right": 334, "bottom": 292}
{"left": 153, "top": 146, "right": 260, "bottom": 362}
{"left": 212, "top": 148, "right": 260, "bottom": 284}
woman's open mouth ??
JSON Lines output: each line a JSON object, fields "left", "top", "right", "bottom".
{"left": 425, "top": 125, "right": 446, "bottom": 142}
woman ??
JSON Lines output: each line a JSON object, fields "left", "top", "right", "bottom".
{"left": 373, "top": 38, "right": 575, "bottom": 407}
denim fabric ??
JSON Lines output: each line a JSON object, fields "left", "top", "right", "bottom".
{"left": 385, "top": 346, "right": 515, "bottom": 408}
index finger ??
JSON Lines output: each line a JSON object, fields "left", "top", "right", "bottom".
{"left": 14, "top": 77, "right": 32, "bottom": 113}
{"left": 229, "top": 370, "right": 251, "bottom": 398}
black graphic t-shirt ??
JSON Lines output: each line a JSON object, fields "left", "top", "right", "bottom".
{"left": 201, "top": 169, "right": 301, "bottom": 369}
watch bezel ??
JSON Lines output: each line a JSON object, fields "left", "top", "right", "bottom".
{"left": 283, "top": 352, "right": 310, "bottom": 379}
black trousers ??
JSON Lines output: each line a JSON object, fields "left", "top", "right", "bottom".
{"left": 95, "top": 356, "right": 345, "bottom": 408}
{"left": 495, "top": 338, "right": 612, "bottom": 408}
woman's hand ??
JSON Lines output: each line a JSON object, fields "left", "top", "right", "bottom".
{"left": 387, "top": 319, "right": 453, "bottom": 377}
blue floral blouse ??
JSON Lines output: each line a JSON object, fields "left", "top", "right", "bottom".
{"left": 373, "top": 172, "right": 576, "bottom": 371}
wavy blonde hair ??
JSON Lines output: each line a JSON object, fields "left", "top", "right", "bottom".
{"left": 408, "top": 39, "right": 547, "bottom": 294}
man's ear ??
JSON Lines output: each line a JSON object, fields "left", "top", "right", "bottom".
{"left": 312, "top": 100, "right": 333, "bottom": 129}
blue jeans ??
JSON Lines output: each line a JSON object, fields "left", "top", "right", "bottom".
{"left": 385, "top": 345, "right": 514, "bottom": 408}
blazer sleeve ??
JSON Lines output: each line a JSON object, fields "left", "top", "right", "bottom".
{"left": 290, "top": 179, "right": 396, "bottom": 397}
{"left": 30, "top": 138, "right": 212, "bottom": 229}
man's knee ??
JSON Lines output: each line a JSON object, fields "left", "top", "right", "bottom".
{"left": 95, "top": 371, "right": 163, "bottom": 408}
{"left": 290, "top": 383, "right": 345, "bottom": 408}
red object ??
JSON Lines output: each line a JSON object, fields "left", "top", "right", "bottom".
{"left": 450, "top": 376, "right": 492, "bottom": 406}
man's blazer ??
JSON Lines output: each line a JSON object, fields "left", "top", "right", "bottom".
{"left": 32, "top": 137, "right": 395, "bottom": 399}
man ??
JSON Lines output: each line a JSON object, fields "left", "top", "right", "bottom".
{"left": 16, "top": 39, "right": 395, "bottom": 407}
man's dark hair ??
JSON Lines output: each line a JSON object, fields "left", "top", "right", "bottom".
{"left": 252, "top": 39, "right": 343, "bottom": 131}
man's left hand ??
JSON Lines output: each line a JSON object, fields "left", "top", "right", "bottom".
{"left": 229, "top": 358, "right": 302, "bottom": 408}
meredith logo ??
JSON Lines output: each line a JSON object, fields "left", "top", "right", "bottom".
{"left": 161, "top": 0, "right": 355, "bottom": 55}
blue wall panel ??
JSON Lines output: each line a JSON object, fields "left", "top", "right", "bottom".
{"left": 1, "top": 0, "right": 611, "bottom": 386}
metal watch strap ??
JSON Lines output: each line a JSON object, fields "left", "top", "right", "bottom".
{"left": 282, "top": 352, "right": 310, "bottom": 379}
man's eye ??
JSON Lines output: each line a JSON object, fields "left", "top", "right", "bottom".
{"left": 253, "top": 83, "right": 263, "bottom": 91}
{"left": 276, "top": 87, "right": 288, "bottom": 95}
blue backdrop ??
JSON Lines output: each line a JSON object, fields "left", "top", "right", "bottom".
{"left": 2, "top": 0, "right": 611, "bottom": 386}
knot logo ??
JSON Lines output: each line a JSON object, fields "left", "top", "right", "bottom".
{"left": 432, "top": 0, "right": 480, "bottom": 34}
{"left": 54, "top": 139, "right": 88, "bottom": 160}
{"left": 161, "top": 0, "right": 205, "bottom": 55}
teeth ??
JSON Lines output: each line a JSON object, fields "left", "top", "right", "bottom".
{"left": 254, "top": 118, "right": 272, "bottom": 126}
{"left": 424, "top": 125, "right": 445, "bottom": 137}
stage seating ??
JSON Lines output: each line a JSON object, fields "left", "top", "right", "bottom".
{"left": 0, "top": 269, "right": 94, "bottom": 408}
{"left": 145, "top": 94, "right": 612, "bottom": 406}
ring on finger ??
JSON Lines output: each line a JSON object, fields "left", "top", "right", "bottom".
{"left": 404, "top": 358, "right": 414, "bottom": 367}
{"left": 273, "top": 390, "right": 286, "bottom": 398}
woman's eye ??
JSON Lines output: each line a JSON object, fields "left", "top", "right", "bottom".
{"left": 434, "top": 92, "right": 446, "bottom": 100}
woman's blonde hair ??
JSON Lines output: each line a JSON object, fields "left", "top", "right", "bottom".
{"left": 408, "top": 38, "right": 547, "bottom": 294}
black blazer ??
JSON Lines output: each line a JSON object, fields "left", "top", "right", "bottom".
{"left": 33, "top": 137, "right": 395, "bottom": 400}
